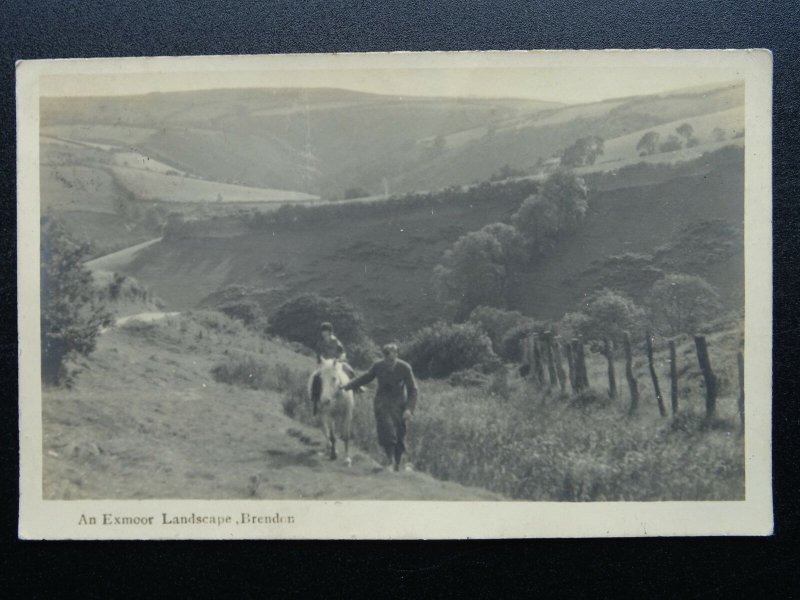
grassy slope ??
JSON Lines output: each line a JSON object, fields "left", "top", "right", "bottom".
{"left": 331, "top": 321, "right": 744, "bottom": 501}
{"left": 513, "top": 154, "right": 744, "bottom": 319}
{"left": 40, "top": 83, "right": 741, "bottom": 197}
{"left": 43, "top": 304, "right": 743, "bottom": 502}
{"left": 125, "top": 186, "right": 529, "bottom": 339}
{"left": 120, "top": 148, "right": 744, "bottom": 341}
{"left": 43, "top": 312, "right": 501, "bottom": 500}
{"left": 39, "top": 83, "right": 743, "bottom": 261}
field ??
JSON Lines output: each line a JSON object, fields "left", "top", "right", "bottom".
{"left": 40, "top": 81, "right": 748, "bottom": 504}
{"left": 284, "top": 325, "right": 745, "bottom": 501}
{"left": 109, "top": 166, "right": 319, "bottom": 203}
{"left": 43, "top": 304, "right": 743, "bottom": 501}
{"left": 114, "top": 147, "right": 745, "bottom": 340}
{"left": 39, "top": 81, "right": 744, "bottom": 263}
{"left": 43, "top": 311, "right": 500, "bottom": 500}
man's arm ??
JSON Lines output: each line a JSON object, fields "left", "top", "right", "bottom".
{"left": 403, "top": 363, "right": 419, "bottom": 413}
{"left": 344, "top": 362, "right": 377, "bottom": 390}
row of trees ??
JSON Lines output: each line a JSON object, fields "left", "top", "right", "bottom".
{"left": 559, "top": 275, "right": 721, "bottom": 344}
{"left": 637, "top": 123, "right": 700, "bottom": 156}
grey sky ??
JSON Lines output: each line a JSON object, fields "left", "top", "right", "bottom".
{"left": 41, "top": 65, "right": 741, "bottom": 105}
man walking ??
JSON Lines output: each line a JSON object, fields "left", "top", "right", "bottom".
{"left": 343, "top": 343, "right": 418, "bottom": 472}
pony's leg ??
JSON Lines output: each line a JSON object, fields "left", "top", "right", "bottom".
{"left": 320, "top": 415, "right": 332, "bottom": 458}
{"left": 328, "top": 426, "right": 337, "bottom": 460}
{"left": 343, "top": 405, "right": 353, "bottom": 467}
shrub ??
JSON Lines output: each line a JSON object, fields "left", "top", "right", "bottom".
{"left": 499, "top": 320, "right": 542, "bottom": 362}
{"left": 647, "top": 273, "right": 721, "bottom": 336}
{"left": 267, "top": 293, "right": 368, "bottom": 349}
{"left": 346, "top": 338, "right": 382, "bottom": 370}
{"left": 561, "top": 136, "right": 604, "bottom": 167}
{"left": 40, "top": 217, "right": 113, "bottom": 385}
{"left": 202, "top": 284, "right": 266, "bottom": 328}
{"left": 468, "top": 305, "right": 534, "bottom": 353}
{"left": 433, "top": 223, "right": 524, "bottom": 318}
{"left": 187, "top": 310, "right": 247, "bottom": 336}
{"left": 211, "top": 352, "right": 304, "bottom": 394}
{"left": 512, "top": 171, "right": 588, "bottom": 257}
{"left": 559, "top": 289, "right": 646, "bottom": 344}
{"left": 216, "top": 298, "right": 264, "bottom": 328}
{"left": 448, "top": 368, "right": 491, "bottom": 388}
{"left": 401, "top": 321, "right": 498, "bottom": 378}
{"left": 636, "top": 131, "right": 660, "bottom": 156}
{"left": 659, "top": 134, "right": 683, "bottom": 153}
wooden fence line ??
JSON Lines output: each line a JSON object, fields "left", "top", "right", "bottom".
{"left": 645, "top": 329, "right": 667, "bottom": 417}
{"left": 604, "top": 338, "right": 617, "bottom": 400}
{"left": 552, "top": 335, "right": 567, "bottom": 393}
{"left": 521, "top": 331, "right": 737, "bottom": 426}
{"left": 623, "top": 332, "right": 639, "bottom": 415}
{"left": 693, "top": 335, "right": 718, "bottom": 420}
{"left": 668, "top": 340, "right": 678, "bottom": 416}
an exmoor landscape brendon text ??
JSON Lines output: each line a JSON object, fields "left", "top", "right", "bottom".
{"left": 40, "top": 80, "right": 746, "bottom": 501}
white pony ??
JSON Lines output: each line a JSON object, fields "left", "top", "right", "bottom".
{"left": 308, "top": 358, "right": 355, "bottom": 466}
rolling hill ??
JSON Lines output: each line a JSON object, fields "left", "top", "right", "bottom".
{"left": 42, "top": 82, "right": 742, "bottom": 197}
{"left": 40, "top": 82, "right": 743, "bottom": 257}
{"left": 106, "top": 146, "right": 744, "bottom": 341}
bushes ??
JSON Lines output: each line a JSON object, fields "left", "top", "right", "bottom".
{"left": 499, "top": 320, "right": 542, "bottom": 362}
{"left": 401, "top": 321, "right": 499, "bottom": 378}
{"left": 432, "top": 223, "right": 525, "bottom": 318}
{"left": 267, "top": 293, "right": 368, "bottom": 349}
{"left": 346, "top": 338, "right": 381, "bottom": 370}
{"left": 559, "top": 289, "right": 646, "bottom": 344}
{"left": 211, "top": 351, "right": 304, "bottom": 394}
{"left": 40, "top": 216, "right": 113, "bottom": 385}
{"left": 216, "top": 298, "right": 265, "bottom": 328}
{"left": 187, "top": 310, "right": 247, "bottom": 336}
{"left": 468, "top": 305, "right": 534, "bottom": 354}
{"left": 201, "top": 284, "right": 266, "bottom": 328}
{"left": 647, "top": 273, "right": 722, "bottom": 336}
{"left": 243, "top": 178, "right": 540, "bottom": 230}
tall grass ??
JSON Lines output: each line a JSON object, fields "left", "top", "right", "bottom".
{"left": 166, "top": 307, "right": 744, "bottom": 502}
{"left": 273, "top": 362, "right": 744, "bottom": 501}
{"left": 403, "top": 375, "right": 742, "bottom": 501}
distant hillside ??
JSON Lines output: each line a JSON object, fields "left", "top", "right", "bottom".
{"left": 42, "top": 83, "right": 742, "bottom": 197}
{"left": 110, "top": 147, "right": 744, "bottom": 341}
{"left": 41, "top": 82, "right": 743, "bottom": 257}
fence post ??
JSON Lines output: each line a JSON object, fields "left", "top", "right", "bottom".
{"left": 552, "top": 336, "right": 567, "bottom": 394}
{"left": 623, "top": 331, "right": 639, "bottom": 415}
{"left": 693, "top": 335, "right": 717, "bottom": 420}
{"left": 520, "top": 336, "right": 530, "bottom": 367}
{"left": 604, "top": 338, "right": 617, "bottom": 400}
{"left": 543, "top": 331, "right": 558, "bottom": 387}
{"left": 645, "top": 330, "right": 667, "bottom": 417}
{"left": 572, "top": 339, "right": 589, "bottom": 392}
{"left": 565, "top": 341, "right": 577, "bottom": 394}
{"left": 668, "top": 340, "right": 678, "bottom": 415}
{"left": 532, "top": 334, "right": 545, "bottom": 387}
{"left": 526, "top": 335, "right": 537, "bottom": 384}
{"left": 737, "top": 350, "right": 745, "bottom": 432}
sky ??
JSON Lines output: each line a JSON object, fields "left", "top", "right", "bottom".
{"left": 39, "top": 57, "right": 743, "bottom": 105}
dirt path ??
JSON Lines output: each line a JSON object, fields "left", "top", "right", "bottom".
{"left": 85, "top": 237, "right": 163, "bottom": 273}
{"left": 43, "top": 325, "right": 501, "bottom": 501}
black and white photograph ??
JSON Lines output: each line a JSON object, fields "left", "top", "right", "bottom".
{"left": 16, "top": 50, "right": 773, "bottom": 539}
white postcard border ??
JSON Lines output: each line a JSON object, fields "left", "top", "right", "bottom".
{"left": 17, "top": 50, "right": 773, "bottom": 539}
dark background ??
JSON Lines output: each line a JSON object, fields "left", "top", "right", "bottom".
{"left": 1, "top": 1, "right": 798, "bottom": 596}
